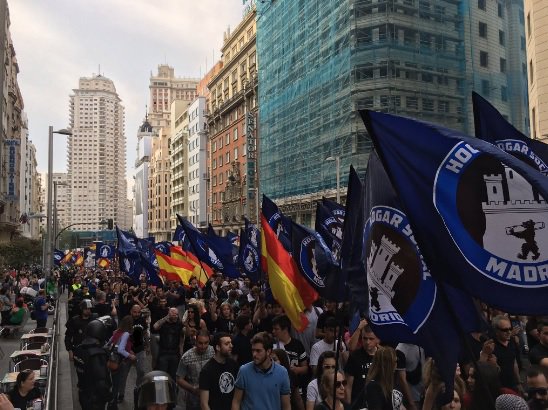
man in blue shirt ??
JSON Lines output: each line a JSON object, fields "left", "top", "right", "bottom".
{"left": 231, "top": 331, "right": 291, "bottom": 410}
{"left": 34, "top": 289, "right": 49, "bottom": 329}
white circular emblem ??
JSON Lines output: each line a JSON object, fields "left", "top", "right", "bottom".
{"left": 218, "top": 371, "right": 235, "bottom": 394}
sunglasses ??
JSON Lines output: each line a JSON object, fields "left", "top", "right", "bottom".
{"left": 323, "top": 365, "right": 336, "bottom": 370}
{"left": 335, "top": 380, "right": 347, "bottom": 388}
{"left": 497, "top": 327, "right": 512, "bottom": 332}
{"left": 528, "top": 387, "right": 548, "bottom": 396}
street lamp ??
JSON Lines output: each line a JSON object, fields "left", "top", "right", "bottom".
{"left": 53, "top": 180, "right": 68, "bottom": 248}
{"left": 46, "top": 126, "right": 72, "bottom": 276}
{"left": 325, "top": 156, "right": 340, "bottom": 203}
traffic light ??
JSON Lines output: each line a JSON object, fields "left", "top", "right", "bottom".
{"left": 107, "top": 218, "right": 113, "bottom": 230}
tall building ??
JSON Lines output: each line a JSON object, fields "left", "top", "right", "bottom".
{"left": 68, "top": 74, "right": 128, "bottom": 231}
{"left": 524, "top": 0, "right": 548, "bottom": 142}
{"left": 0, "top": 0, "right": 25, "bottom": 242}
{"left": 206, "top": 8, "right": 258, "bottom": 234}
{"left": 148, "top": 127, "right": 172, "bottom": 241}
{"left": 170, "top": 101, "right": 190, "bottom": 230}
{"left": 133, "top": 117, "right": 154, "bottom": 238}
{"left": 187, "top": 96, "right": 208, "bottom": 228}
{"left": 257, "top": 0, "right": 529, "bottom": 225}
{"left": 149, "top": 65, "right": 199, "bottom": 130}
{"left": 19, "top": 114, "right": 41, "bottom": 239}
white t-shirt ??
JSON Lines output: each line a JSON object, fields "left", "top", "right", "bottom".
{"left": 306, "top": 378, "right": 320, "bottom": 405}
{"left": 309, "top": 339, "right": 346, "bottom": 366}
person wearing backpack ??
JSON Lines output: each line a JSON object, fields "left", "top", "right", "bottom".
{"left": 107, "top": 315, "right": 136, "bottom": 408}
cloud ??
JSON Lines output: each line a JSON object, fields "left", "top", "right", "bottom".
{"left": 9, "top": 0, "right": 243, "bottom": 197}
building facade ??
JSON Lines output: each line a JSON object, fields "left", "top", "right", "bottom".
{"left": 148, "top": 127, "right": 172, "bottom": 241}
{"left": 206, "top": 8, "right": 258, "bottom": 234}
{"left": 257, "top": 0, "right": 529, "bottom": 226}
{"left": 170, "top": 100, "right": 190, "bottom": 231}
{"left": 187, "top": 96, "right": 208, "bottom": 228}
{"left": 68, "top": 74, "right": 128, "bottom": 231}
{"left": 524, "top": 0, "right": 548, "bottom": 142}
{"left": 133, "top": 117, "right": 154, "bottom": 238}
{"left": 0, "top": 0, "right": 25, "bottom": 242}
{"left": 19, "top": 114, "right": 41, "bottom": 239}
{"left": 149, "top": 65, "right": 199, "bottom": 130}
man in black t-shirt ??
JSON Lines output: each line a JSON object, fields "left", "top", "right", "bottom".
{"left": 529, "top": 322, "right": 548, "bottom": 368}
{"left": 344, "top": 326, "right": 379, "bottom": 405}
{"left": 199, "top": 332, "right": 239, "bottom": 410}
{"left": 153, "top": 307, "right": 184, "bottom": 381}
{"left": 232, "top": 315, "right": 253, "bottom": 367}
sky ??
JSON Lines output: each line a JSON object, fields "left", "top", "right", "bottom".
{"left": 9, "top": 0, "right": 244, "bottom": 197}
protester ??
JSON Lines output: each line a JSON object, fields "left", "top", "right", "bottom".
{"left": 526, "top": 366, "right": 548, "bottom": 410}
{"left": 272, "top": 348, "right": 305, "bottom": 410}
{"left": 153, "top": 307, "right": 184, "bottom": 381}
{"left": 314, "top": 370, "right": 350, "bottom": 410}
{"left": 529, "top": 321, "right": 548, "bottom": 368}
{"left": 306, "top": 351, "right": 337, "bottom": 410}
{"left": 107, "top": 315, "right": 135, "bottom": 407}
{"left": 33, "top": 289, "right": 49, "bottom": 329}
{"left": 365, "top": 346, "right": 403, "bottom": 410}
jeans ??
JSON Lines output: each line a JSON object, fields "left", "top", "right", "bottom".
{"left": 155, "top": 352, "right": 180, "bottom": 381}
{"left": 118, "top": 350, "right": 148, "bottom": 395}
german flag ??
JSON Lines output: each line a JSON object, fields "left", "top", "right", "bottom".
{"left": 155, "top": 250, "right": 205, "bottom": 287}
{"left": 260, "top": 214, "right": 318, "bottom": 332}
{"left": 170, "top": 246, "right": 212, "bottom": 284}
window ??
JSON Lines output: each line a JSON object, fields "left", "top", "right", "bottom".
{"left": 498, "top": 3, "right": 504, "bottom": 18}
{"left": 500, "top": 58, "right": 506, "bottom": 73}
{"left": 478, "top": 0, "right": 485, "bottom": 10}
{"left": 527, "top": 13, "right": 531, "bottom": 37}
{"left": 225, "top": 134, "right": 230, "bottom": 144}
{"left": 530, "top": 60, "right": 534, "bottom": 84}
{"left": 219, "top": 155, "right": 223, "bottom": 167}
{"left": 407, "top": 96, "right": 418, "bottom": 110}
{"left": 213, "top": 193, "right": 217, "bottom": 203}
{"left": 479, "top": 22, "right": 487, "bottom": 38}
{"left": 219, "top": 173, "right": 223, "bottom": 184}
{"left": 212, "top": 159, "right": 217, "bottom": 169}
{"left": 218, "top": 137, "right": 223, "bottom": 148}
{"left": 234, "top": 147, "right": 238, "bottom": 159}
{"left": 499, "top": 30, "right": 505, "bottom": 45}
{"left": 226, "top": 152, "right": 230, "bottom": 163}
{"left": 233, "top": 128, "right": 238, "bottom": 140}
{"left": 480, "top": 51, "right": 489, "bottom": 67}
{"left": 213, "top": 176, "right": 217, "bottom": 186}
{"left": 422, "top": 98, "right": 434, "bottom": 111}
{"left": 501, "top": 86, "right": 508, "bottom": 102}
{"left": 438, "top": 101, "right": 450, "bottom": 113}
{"left": 481, "top": 79, "right": 491, "bottom": 96}
{"left": 521, "top": 36, "right": 525, "bottom": 51}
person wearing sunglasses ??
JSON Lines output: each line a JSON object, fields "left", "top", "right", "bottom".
{"left": 490, "top": 315, "right": 523, "bottom": 394}
{"left": 306, "top": 351, "right": 337, "bottom": 410}
{"left": 7, "top": 369, "right": 42, "bottom": 410}
{"left": 315, "top": 371, "right": 350, "bottom": 410}
{"left": 526, "top": 366, "right": 548, "bottom": 410}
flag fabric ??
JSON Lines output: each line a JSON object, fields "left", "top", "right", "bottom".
{"left": 97, "top": 258, "right": 111, "bottom": 269}
{"left": 171, "top": 245, "right": 212, "bottom": 284}
{"left": 337, "top": 166, "right": 366, "bottom": 303}
{"left": 315, "top": 202, "right": 344, "bottom": 264}
{"left": 362, "top": 110, "right": 548, "bottom": 314}
{"left": 290, "top": 220, "right": 338, "bottom": 298}
{"left": 261, "top": 213, "right": 318, "bottom": 331}
{"left": 155, "top": 250, "right": 203, "bottom": 287}
{"left": 262, "top": 195, "right": 292, "bottom": 252}
{"left": 238, "top": 218, "right": 261, "bottom": 282}
{"left": 83, "top": 247, "right": 95, "bottom": 268}
{"left": 60, "top": 251, "right": 73, "bottom": 265}
{"left": 177, "top": 215, "right": 240, "bottom": 278}
{"left": 154, "top": 242, "right": 172, "bottom": 256}
{"left": 473, "top": 92, "right": 548, "bottom": 175}
{"left": 209, "top": 226, "right": 240, "bottom": 267}
{"left": 96, "top": 243, "right": 115, "bottom": 260}
{"left": 322, "top": 198, "right": 345, "bottom": 224}
{"left": 74, "top": 252, "right": 84, "bottom": 267}
{"left": 53, "top": 249, "right": 64, "bottom": 266}
{"left": 363, "top": 150, "right": 482, "bottom": 404}
{"left": 116, "top": 227, "right": 163, "bottom": 286}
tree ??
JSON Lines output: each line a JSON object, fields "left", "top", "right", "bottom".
{"left": 0, "top": 237, "right": 43, "bottom": 269}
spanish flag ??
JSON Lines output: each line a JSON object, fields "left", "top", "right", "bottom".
{"left": 155, "top": 250, "right": 205, "bottom": 287}
{"left": 74, "top": 252, "right": 84, "bottom": 267}
{"left": 61, "top": 251, "right": 73, "bottom": 265}
{"left": 97, "top": 258, "right": 110, "bottom": 269}
{"left": 261, "top": 214, "right": 318, "bottom": 332}
{"left": 170, "top": 245, "right": 212, "bottom": 284}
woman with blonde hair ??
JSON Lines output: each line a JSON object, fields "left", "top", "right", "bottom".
{"left": 365, "top": 346, "right": 404, "bottom": 410}
{"left": 315, "top": 370, "right": 351, "bottom": 410}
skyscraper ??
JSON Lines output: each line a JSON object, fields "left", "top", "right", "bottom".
{"left": 68, "top": 74, "right": 128, "bottom": 231}
{"left": 257, "top": 0, "right": 529, "bottom": 224}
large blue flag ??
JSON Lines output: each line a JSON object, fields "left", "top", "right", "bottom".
{"left": 291, "top": 220, "right": 338, "bottom": 298}
{"left": 238, "top": 218, "right": 261, "bottom": 282}
{"left": 53, "top": 249, "right": 64, "bottom": 266}
{"left": 362, "top": 110, "right": 548, "bottom": 314}
{"left": 116, "top": 227, "right": 162, "bottom": 286}
{"left": 364, "top": 150, "right": 481, "bottom": 404}
{"left": 473, "top": 92, "right": 548, "bottom": 175}
{"left": 177, "top": 215, "right": 240, "bottom": 278}
{"left": 322, "top": 198, "right": 345, "bottom": 224}
{"left": 262, "top": 194, "right": 292, "bottom": 252}
{"left": 338, "top": 166, "right": 366, "bottom": 303}
{"left": 315, "top": 202, "right": 344, "bottom": 264}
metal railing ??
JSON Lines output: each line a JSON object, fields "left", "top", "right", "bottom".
{"left": 44, "top": 295, "right": 60, "bottom": 410}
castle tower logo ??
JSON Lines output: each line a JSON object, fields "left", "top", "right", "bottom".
{"left": 364, "top": 206, "right": 436, "bottom": 332}
{"left": 434, "top": 142, "right": 548, "bottom": 288}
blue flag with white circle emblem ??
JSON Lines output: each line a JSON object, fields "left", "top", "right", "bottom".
{"left": 362, "top": 110, "right": 548, "bottom": 315}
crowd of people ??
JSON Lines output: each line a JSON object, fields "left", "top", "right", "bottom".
{"left": 1, "top": 265, "right": 547, "bottom": 410}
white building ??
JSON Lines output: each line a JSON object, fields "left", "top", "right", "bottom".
{"left": 68, "top": 74, "right": 128, "bottom": 231}
{"left": 133, "top": 117, "right": 154, "bottom": 238}
{"left": 187, "top": 97, "right": 208, "bottom": 227}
